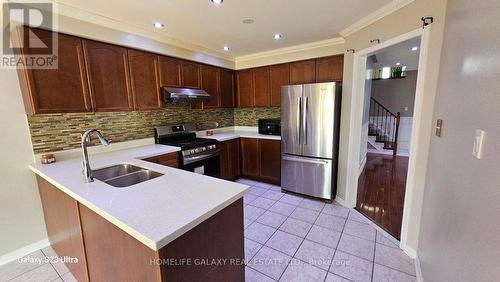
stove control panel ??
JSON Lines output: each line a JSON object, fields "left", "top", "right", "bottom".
{"left": 183, "top": 144, "right": 219, "bottom": 157}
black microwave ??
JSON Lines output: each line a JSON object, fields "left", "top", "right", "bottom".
{"left": 258, "top": 119, "right": 281, "bottom": 136}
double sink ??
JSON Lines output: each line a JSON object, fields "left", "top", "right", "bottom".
{"left": 93, "top": 164, "right": 163, "bottom": 188}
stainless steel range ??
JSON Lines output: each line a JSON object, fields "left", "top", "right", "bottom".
{"left": 154, "top": 124, "right": 220, "bottom": 177}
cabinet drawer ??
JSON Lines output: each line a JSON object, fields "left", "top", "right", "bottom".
{"left": 143, "top": 152, "right": 179, "bottom": 168}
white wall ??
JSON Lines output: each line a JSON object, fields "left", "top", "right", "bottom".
{"left": 417, "top": 0, "right": 500, "bottom": 280}
{"left": 336, "top": 0, "right": 448, "bottom": 254}
{"left": 0, "top": 68, "right": 47, "bottom": 257}
{"left": 360, "top": 64, "right": 373, "bottom": 166}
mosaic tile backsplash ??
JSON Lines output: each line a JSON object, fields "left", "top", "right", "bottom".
{"left": 28, "top": 105, "right": 281, "bottom": 153}
{"left": 234, "top": 107, "right": 280, "bottom": 126}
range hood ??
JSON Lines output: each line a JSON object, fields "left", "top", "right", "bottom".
{"left": 161, "top": 87, "right": 211, "bottom": 103}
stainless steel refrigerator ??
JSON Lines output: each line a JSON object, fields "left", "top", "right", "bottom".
{"left": 281, "top": 82, "right": 342, "bottom": 201}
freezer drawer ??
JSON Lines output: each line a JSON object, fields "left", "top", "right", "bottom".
{"left": 281, "top": 154, "right": 333, "bottom": 200}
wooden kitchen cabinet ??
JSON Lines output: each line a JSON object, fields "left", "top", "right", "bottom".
{"left": 253, "top": 67, "right": 271, "bottom": 107}
{"left": 37, "top": 175, "right": 244, "bottom": 281}
{"left": 182, "top": 61, "right": 201, "bottom": 89}
{"left": 158, "top": 56, "right": 182, "bottom": 87}
{"left": 143, "top": 152, "right": 179, "bottom": 168}
{"left": 37, "top": 177, "right": 89, "bottom": 282}
{"left": 193, "top": 65, "right": 220, "bottom": 109}
{"left": 128, "top": 49, "right": 161, "bottom": 110}
{"left": 259, "top": 139, "right": 281, "bottom": 184}
{"left": 219, "top": 69, "right": 235, "bottom": 108}
{"left": 83, "top": 40, "right": 133, "bottom": 111}
{"left": 240, "top": 138, "right": 260, "bottom": 178}
{"left": 236, "top": 69, "right": 254, "bottom": 107}
{"left": 270, "top": 64, "right": 290, "bottom": 107}
{"left": 316, "top": 55, "right": 344, "bottom": 82}
{"left": 240, "top": 138, "right": 281, "bottom": 185}
{"left": 220, "top": 138, "right": 241, "bottom": 181}
{"left": 289, "top": 59, "right": 316, "bottom": 84}
{"left": 15, "top": 27, "right": 92, "bottom": 114}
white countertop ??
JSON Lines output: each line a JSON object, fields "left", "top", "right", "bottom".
{"left": 196, "top": 126, "right": 281, "bottom": 142}
{"left": 30, "top": 144, "right": 249, "bottom": 251}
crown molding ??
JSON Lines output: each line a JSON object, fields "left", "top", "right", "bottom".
{"left": 339, "top": 0, "right": 415, "bottom": 38}
{"left": 235, "top": 37, "right": 345, "bottom": 63}
{"left": 53, "top": 1, "right": 235, "bottom": 62}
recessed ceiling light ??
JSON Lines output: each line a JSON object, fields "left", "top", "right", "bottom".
{"left": 223, "top": 46, "right": 229, "bottom": 51}
{"left": 153, "top": 22, "right": 164, "bottom": 29}
{"left": 395, "top": 62, "right": 401, "bottom": 66}
{"left": 211, "top": 0, "right": 223, "bottom": 4}
{"left": 411, "top": 46, "right": 419, "bottom": 51}
{"left": 242, "top": 18, "right": 255, "bottom": 24}
{"left": 273, "top": 33, "right": 282, "bottom": 40}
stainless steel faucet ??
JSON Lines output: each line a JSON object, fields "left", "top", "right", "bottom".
{"left": 81, "top": 129, "right": 110, "bottom": 183}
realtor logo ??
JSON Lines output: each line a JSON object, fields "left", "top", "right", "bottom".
{"left": 1, "top": 1, "right": 58, "bottom": 69}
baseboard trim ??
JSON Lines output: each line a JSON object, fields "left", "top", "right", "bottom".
{"left": 415, "top": 254, "right": 424, "bottom": 282}
{"left": 359, "top": 156, "right": 367, "bottom": 177}
{"left": 0, "top": 238, "right": 49, "bottom": 266}
{"left": 402, "top": 244, "right": 417, "bottom": 259}
{"left": 334, "top": 196, "right": 346, "bottom": 206}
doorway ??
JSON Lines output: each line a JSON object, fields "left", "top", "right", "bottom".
{"left": 356, "top": 37, "right": 421, "bottom": 239}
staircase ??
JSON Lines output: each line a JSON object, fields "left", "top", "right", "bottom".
{"left": 368, "top": 97, "right": 401, "bottom": 155}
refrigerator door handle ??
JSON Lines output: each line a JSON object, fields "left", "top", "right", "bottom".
{"left": 303, "top": 96, "right": 308, "bottom": 145}
{"left": 297, "top": 97, "right": 302, "bottom": 144}
{"left": 282, "top": 155, "right": 328, "bottom": 165}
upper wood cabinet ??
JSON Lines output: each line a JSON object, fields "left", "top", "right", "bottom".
{"left": 199, "top": 65, "right": 220, "bottom": 109}
{"left": 182, "top": 61, "right": 201, "bottom": 89}
{"left": 269, "top": 64, "right": 290, "bottom": 107}
{"left": 15, "top": 28, "right": 91, "bottom": 114}
{"left": 83, "top": 40, "right": 133, "bottom": 112}
{"left": 316, "top": 55, "right": 344, "bottom": 82}
{"left": 236, "top": 67, "right": 272, "bottom": 108}
{"left": 253, "top": 67, "right": 271, "bottom": 107}
{"left": 219, "top": 69, "right": 235, "bottom": 108}
{"left": 236, "top": 69, "right": 254, "bottom": 107}
{"left": 158, "top": 56, "right": 182, "bottom": 87}
{"left": 128, "top": 50, "right": 161, "bottom": 110}
{"left": 289, "top": 59, "right": 316, "bottom": 84}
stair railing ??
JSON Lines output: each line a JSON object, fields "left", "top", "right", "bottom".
{"left": 369, "top": 97, "right": 401, "bottom": 155}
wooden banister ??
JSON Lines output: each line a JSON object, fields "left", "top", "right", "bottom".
{"left": 369, "top": 98, "right": 401, "bottom": 155}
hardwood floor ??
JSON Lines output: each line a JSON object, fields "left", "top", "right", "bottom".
{"left": 356, "top": 153, "right": 409, "bottom": 239}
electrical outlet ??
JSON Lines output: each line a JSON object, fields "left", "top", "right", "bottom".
{"left": 472, "top": 129, "right": 485, "bottom": 159}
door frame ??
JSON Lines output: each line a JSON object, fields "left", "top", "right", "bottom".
{"left": 343, "top": 27, "right": 432, "bottom": 257}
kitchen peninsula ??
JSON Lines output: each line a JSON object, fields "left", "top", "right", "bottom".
{"left": 29, "top": 145, "right": 249, "bottom": 281}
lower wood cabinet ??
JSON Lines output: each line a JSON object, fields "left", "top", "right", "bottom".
{"left": 259, "top": 139, "right": 281, "bottom": 183}
{"left": 240, "top": 138, "right": 281, "bottom": 185}
{"left": 240, "top": 138, "right": 260, "bottom": 178}
{"left": 36, "top": 175, "right": 244, "bottom": 281}
{"left": 220, "top": 139, "right": 241, "bottom": 181}
{"left": 143, "top": 152, "right": 179, "bottom": 168}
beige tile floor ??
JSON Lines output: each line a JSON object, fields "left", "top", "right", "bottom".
{"left": 0, "top": 178, "right": 416, "bottom": 282}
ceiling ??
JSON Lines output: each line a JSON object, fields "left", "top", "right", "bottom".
{"left": 55, "top": 0, "right": 395, "bottom": 57}
{"left": 370, "top": 37, "right": 421, "bottom": 70}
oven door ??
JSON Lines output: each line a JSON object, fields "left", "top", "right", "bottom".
{"left": 181, "top": 151, "right": 221, "bottom": 178}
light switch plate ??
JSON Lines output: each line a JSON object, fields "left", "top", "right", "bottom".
{"left": 472, "top": 129, "right": 485, "bottom": 159}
